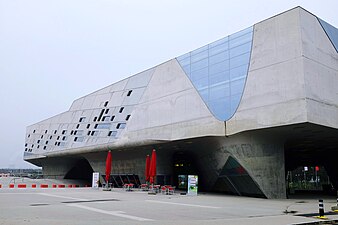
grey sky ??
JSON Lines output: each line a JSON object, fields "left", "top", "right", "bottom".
{"left": 0, "top": 0, "right": 337, "bottom": 168}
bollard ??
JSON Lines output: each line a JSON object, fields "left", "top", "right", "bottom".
{"left": 317, "top": 199, "right": 327, "bottom": 219}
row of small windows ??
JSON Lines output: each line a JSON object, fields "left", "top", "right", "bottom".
{"left": 28, "top": 111, "right": 130, "bottom": 139}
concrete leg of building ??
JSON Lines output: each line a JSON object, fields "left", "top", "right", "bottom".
{"left": 39, "top": 157, "right": 80, "bottom": 179}
{"left": 219, "top": 131, "right": 286, "bottom": 199}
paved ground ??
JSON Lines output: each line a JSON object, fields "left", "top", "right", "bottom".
{"left": 1, "top": 182, "right": 338, "bottom": 225}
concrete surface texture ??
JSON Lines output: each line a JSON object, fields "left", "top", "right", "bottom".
{"left": 1, "top": 186, "right": 338, "bottom": 225}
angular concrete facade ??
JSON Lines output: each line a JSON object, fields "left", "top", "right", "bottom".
{"left": 24, "top": 7, "right": 338, "bottom": 199}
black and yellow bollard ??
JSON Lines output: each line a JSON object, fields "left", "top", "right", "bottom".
{"left": 316, "top": 199, "right": 327, "bottom": 219}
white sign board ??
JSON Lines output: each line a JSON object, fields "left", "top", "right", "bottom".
{"left": 187, "top": 175, "right": 198, "bottom": 196}
{"left": 92, "top": 172, "right": 100, "bottom": 188}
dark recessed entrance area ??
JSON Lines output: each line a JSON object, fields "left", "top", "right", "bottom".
{"left": 172, "top": 151, "right": 198, "bottom": 190}
{"left": 64, "top": 158, "right": 93, "bottom": 183}
{"left": 284, "top": 123, "right": 338, "bottom": 196}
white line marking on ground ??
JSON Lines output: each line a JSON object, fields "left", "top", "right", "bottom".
{"left": 69, "top": 204, "right": 153, "bottom": 221}
{"left": 38, "top": 193, "right": 88, "bottom": 201}
{"left": 146, "top": 200, "right": 221, "bottom": 209}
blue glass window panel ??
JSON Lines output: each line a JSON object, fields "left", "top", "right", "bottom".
{"left": 182, "top": 65, "right": 190, "bottom": 75}
{"left": 209, "top": 83, "right": 230, "bottom": 100}
{"left": 209, "top": 36, "right": 229, "bottom": 48}
{"left": 230, "top": 42, "right": 252, "bottom": 58}
{"left": 209, "top": 42, "right": 229, "bottom": 56}
{"left": 229, "top": 27, "right": 253, "bottom": 40}
{"left": 230, "top": 52, "right": 250, "bottom": 69}
{"left": 191, "top": 50, "right": 208, "bottom": 63}
{"left": 194, "top": 77, "right": 208, "bottom": 90}
{"left": 230, "top": 78, "right": 245, "bottom": 95}
{"left": 209, "top": 71, "right": 230, "bottom": 86}
{"left": 191, "top": 67, "right": 208, "bottom": 80}
{"left": 229, "top": 32, "right": 253, "bottom": 49}
{"left": 209, "top": 50, "right": 229, "bottom": 65}
{"left": 198, "top": 89, "right": 209, "bottom": 102}
{"left": 96, "top": 123, "right": 111, "bottom": 129}
{"left": 230, "top": 94, "right": 242, "bottom": 115}
{"left": 191, "top": 45, "right": 208, "bottom": 55}
{"left": 209, "top": 60, "right": 229, "bottom": 75}
{"left": 179, "top": 57, "right": 190, "bottom": 67}
{"left": 230, "top": 64, "right": 249, "bottom": 80}
{"left": 318, "top": 18, "right": 338, "bottom": 52}
{"left": 209, "top": 98, "right": 231, "bottom": 121}
{"left": 177, "top": 53, "right": 190, "bottom": 61}
{"left": 191, "top": 58, "right": 208, "bottom": 71}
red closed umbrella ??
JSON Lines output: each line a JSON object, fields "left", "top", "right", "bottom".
{"left": 105, "top": 150, "right": 112, "bottom": 184}
{"left": 145, "top": 155, "right": 150, "bottom": 182}
{"left": 149, "top": 149, "right": 156, "bottom": 184}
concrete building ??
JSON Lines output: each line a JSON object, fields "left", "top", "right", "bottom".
{"left": 24, "top": 7, "right": 338, "bottom": 198}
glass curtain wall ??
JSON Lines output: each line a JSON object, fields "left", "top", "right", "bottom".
{"left": 177, "top": 27, "right": 254, "bottom": 121}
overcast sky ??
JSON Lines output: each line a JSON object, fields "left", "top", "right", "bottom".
{"left": 0, "top": 0, "right": 337, "bottom": 168}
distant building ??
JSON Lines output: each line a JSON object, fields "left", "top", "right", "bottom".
{"left": 24, "top": 7, "right": 338, "bottom": 198}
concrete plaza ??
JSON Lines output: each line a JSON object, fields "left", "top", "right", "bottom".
{"left": 1, "top": 184, "right": 338, "bottom": 225}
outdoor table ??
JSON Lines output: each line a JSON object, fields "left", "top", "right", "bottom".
{"left": 123, "top": 183, "right": 134, "bottom": 191}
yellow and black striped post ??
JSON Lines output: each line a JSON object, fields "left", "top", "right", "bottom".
{"left": 316, "top": 199, "right": 327, "bottom": 219}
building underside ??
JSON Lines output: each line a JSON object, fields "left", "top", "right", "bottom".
{"left": 24, "top": 7, "right": 338, "bottom": 198}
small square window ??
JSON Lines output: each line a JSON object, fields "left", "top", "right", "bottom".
{"left": 31, "top": 144, "right": 34, "bottom": 148}
{"left": 105, "top": 109, "right": 109, "bottom": 114}
{"left": 94, "top": 124, "right": 98, "bottom": 129}
{"left": 76, "top": 124, "right": 80, "bottom": 129}
{"left": 49, "top": 136, "right": 52, "bottom": 139}
{"left": 74, "top": 137, "right": 78, "bottom": 142}
{"left": 108, "top": 131, "right": 117, "bottom": 137}
{"left": 57, "top": 136, "right": 60, "bottom": 140}
{"left": 87, "top": 131, "right": 91, "bottom": 135}
{"left": 127, "top": 90, "right": 132, "bottom": 96}
{"left": 37, "top": 140, "right": 40, "bottom": 144}
{"left": 74, "top": 131, "right": 77, "bottom": 135}
{"left": 45, "top": 130, "right": 48, "bottom": 134}
{"left": 62, "top": 136, "right": 66, "bottom": 141}
{"left": 62, "top": 130, "right": 66, "bottom": 135}
{"left": 70, "top": 130, "right": 74, "bottom": 135}
{"left": 93, "top": 117, "right": 97, "bottom": 122}
{"left": 104, "top": 101, "right": 109, "bottom": 107}
{"left": 28, "top": 134, "right": 30, "bottom": 138}
{"left": 45, "top": 141, "right": 48, "bottom": 144}
{"left": 55, "top": 142, "right": 57, "bottom": 146}
{"left": 116, "top": 123, "right": 126, "bottom": 129}
{"left": 119, "top": 107, "right": 124, "bottom": 113}
{"left": 125, "top": 115, "right": 131, "bottom": 121}
{"left": 25, "top": 143, "right": 27, "bottom": 147}
{"left": 54, "top": 130, "right": 57, "bottom": 134}
{"left": 43, "top": 146, "right": 46, "bottom": 150}
{"left": 111, "top": 116, "right": 115, "bottom": 121}
{"left": 87, "top": 124, "right": 90, "bottom": 129}
{"left": 41, "top": 135, "right": 44, "bottom": 139}
{"left": 33, "top": 130, "right": 36, "bottom": 133}
{"left": 37, "top": 145, "right": 39, "bottom": 149}
{"left": 57, "top": 142, "right": 61, "bottom": 146}
{"left": 79, "top": 117, "right": 85, "bottom": 122}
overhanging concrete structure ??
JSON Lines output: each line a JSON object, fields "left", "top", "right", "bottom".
{"left": 24, "top": 7, "right": 338, "bottom": 198}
